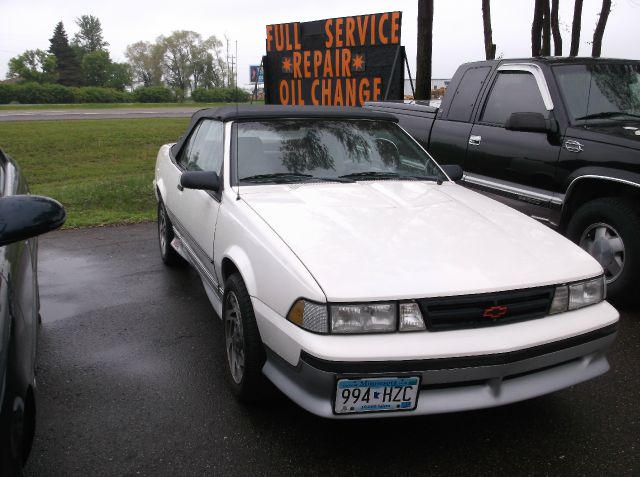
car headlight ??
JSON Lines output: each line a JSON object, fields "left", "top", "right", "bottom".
{"left": 549, "top": 276, "right": 605, "bottom": 314}
{"left": 331, "top": 303, "right": 396, "bottom": 333}
{"left": 287, "top": 300, "right": 426, "bottom": 334}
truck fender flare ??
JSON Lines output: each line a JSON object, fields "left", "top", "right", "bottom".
{"left": 564, "top": 167, "right": 640, "bottom": 199}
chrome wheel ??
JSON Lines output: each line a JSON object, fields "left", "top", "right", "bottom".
{"left": 579, "top": 222, "right": 625, "bottom": 283}
{"left": 158, "top": 206, "right": 168, "bottom": 253}
{"left": 224, "top": 291, "right": 245, "bottom": 384}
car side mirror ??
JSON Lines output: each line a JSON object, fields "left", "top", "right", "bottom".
{"left": 0, "top": 195, "right": 66, "bottom": 246}
{"left": 180, "top": 171, "right": 220, "bottom": 192}
{"left": 440, "top": 164, "right": 464, "bottom": 182}
{"left": 505, "top": 112, "right": 558, "bottom": 134}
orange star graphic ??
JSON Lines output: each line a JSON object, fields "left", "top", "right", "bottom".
{"left": 282, "top": 57, "right": 293, "bottom": 73}
{"left": 352, "top": 54, "right": 365, "bottom": 72}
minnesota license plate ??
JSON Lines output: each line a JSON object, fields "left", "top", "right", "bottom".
{"left": 334, "top": 376, "right": 420, "bottom": 414}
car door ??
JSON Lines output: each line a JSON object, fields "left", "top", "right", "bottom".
{"left": 164, "top": 119, "right": 224, "bottom": 286}
{"left": 464, "top": 64, "right": 563, "bottom": 216}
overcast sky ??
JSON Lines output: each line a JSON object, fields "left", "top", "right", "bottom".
{"left": 1, "top": 0, "right": 639, "bottom": 86}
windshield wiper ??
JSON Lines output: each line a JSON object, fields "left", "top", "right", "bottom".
{"left": 338, "top": 171, "right": 443, "bottom": 184}
{"left": 239, "top": 173, "right": 355, "bottom": 184}
{"left": 240, "top": 173, "right": 313, "bottom": 183}
{"left": 575, "top": 111, "right": 640, "bottom": 121}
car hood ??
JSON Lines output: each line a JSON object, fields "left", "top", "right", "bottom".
{"left": 240, "top": 181, "right": 601, "bottom": 301}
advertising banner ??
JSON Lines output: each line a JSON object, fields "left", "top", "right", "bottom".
{"left": 264, "top": 12, "right": 404, "bottom": 106}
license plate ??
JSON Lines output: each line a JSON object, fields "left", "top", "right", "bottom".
{"left": 334, "top": 376, "right": 420, "bottom": 414}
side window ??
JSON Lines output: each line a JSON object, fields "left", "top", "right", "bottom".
{"left": 177, "top": 120, "right": 224, "bottom": 172}
{"left": 177, "top": 122, "right": 202, "bottom": 168}
{"left": 481, "top": 71, "right": 549, "bottom": 125}
{"left": 446, "top": 66, "right": 491, "bottom": 122}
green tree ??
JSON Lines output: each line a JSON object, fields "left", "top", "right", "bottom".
{"left": 72, "top": 15, "right": 109, "bottom": 54}
{"left": 125, "top": 41, "right": 164, "bottom": 86}
{"left": 7, "top": 49, "right": 57, "bottom": 83}
{"left": 192, "top": 36, "right": 226, "bottom": 89}
{"left": 49, "top": 21, "right": 83, "bottom": 86}
{"left": 106, "top": 63, "right": 133, "bottom": 91}
{"left": 82, "top": 50, "right": 112, "bottom": 86}
{"left": 157, "top": 30, "right": 198, "bottom": 94}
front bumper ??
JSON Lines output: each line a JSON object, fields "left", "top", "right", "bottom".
{"left": 262, "top": 324, "right": 617, "bottom": 419}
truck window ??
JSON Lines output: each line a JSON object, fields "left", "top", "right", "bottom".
{"left": 480, "top": 71, "right": 548, "bottom": 126}
{"left": 554, "top": 63, "right": 640, "bottom": 122}
{"left": 446, "top": 66, "right": 491, "bottom": 122}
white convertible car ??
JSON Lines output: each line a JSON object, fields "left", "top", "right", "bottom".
{"left": 154, "top": 105, "right": 618, "bottom": 418}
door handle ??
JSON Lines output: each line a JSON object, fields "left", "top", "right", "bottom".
{"left": 177, "top": 184, "right": 184, "bottom": 191}
{"left": 468, "top": 135, "right": 482, "bottom": 146}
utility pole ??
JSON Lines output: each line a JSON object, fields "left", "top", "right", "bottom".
{"left": 225, "top": 35, "right": 237, "bottom": 88}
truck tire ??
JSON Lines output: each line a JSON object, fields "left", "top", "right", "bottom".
{"left": 566, "top": 198, "right": 640, "bottom": 306}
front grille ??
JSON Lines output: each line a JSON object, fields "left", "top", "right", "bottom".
{"left": 417, "top": 286, "right": 555, "bottom": 332}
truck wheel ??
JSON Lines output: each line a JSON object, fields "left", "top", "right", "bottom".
{"left": 566, "top": 198, "right": 640, "bottom": 305}
{"left": 157, "top": 201, "right": 186, "bottom": 267}
{"left": 223, "top": 273, "right": 267, "bottom": 401}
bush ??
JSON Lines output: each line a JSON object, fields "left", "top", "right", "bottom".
{"left": 12, "top": 83, "right": 75, "bottom": 104}
{"left": 191, "top": 87, "right": 250, "bottom": 103}
{"left": 134, "top": 86, "right": 175, "bottom": 103}
{"left": 73, "top": 87, "right": 131, "bottom": 103}
{"left": 0, "top": 84, "right": 17, "bottom": 104}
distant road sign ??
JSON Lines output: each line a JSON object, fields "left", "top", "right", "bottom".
{"left": 250, "top": 65, "right": 264, "bottom": 83}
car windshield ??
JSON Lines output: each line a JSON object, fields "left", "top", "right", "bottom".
{"left": 233, "top": 119, "right": 446, "bottom": 185}
{"left": 554, "top": 63, "right": 640, "bottom": 123}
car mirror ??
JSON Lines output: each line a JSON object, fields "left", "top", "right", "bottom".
{"left": 505, "top": 112, "right": 558, "bottom": 134}
{"left": 180, "top": 171, "right": 220, "bottom": 192}
{"left": 440, "top": 164, "right": 464, "bottom": 182}
{"left": 0, "top": 195, "right": 66, "bottom": 246}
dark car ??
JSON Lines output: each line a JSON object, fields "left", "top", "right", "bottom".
{"left": 0, "top": 149, "right": 65, "bottom": 475}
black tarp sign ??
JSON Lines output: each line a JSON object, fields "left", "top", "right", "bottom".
{"left": 264, "top": 12, "right": 404, "bottom": 106}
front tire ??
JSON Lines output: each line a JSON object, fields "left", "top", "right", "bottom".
{"left": 566, "top": 198, "right": 640, "bottom": 305}
{"left": 157, "top": 201, "right": 186, "bottom": 267}
{"left": 223, "top": 274, "right": 266, "bottom": 401}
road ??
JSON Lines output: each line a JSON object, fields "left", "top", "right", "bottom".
{"left": 0, "top": 107, "right": 201, "bottom": 121}
{"left": 25, "top": 223, "right": 639, "bottom": 476}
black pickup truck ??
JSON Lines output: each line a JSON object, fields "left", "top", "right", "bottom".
{"left": 366, "top": 57, "right": 640, "bottom": 304}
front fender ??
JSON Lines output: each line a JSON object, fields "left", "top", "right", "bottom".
{"left": 221, "top": 245, "right": 258, "bottom": 298}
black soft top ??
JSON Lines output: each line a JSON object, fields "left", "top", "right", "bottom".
{"left": 171, "top": 105, "right": 398, "bottom": 157}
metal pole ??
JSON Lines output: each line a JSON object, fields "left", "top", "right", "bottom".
{"left": 384, "top": 45, "right": 402, "bottom": 101}
{"left": 404, "top": 49, "right": 415, "bottom": 99}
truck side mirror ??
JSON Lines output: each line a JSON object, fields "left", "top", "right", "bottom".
{"left": 505, "top": 112, "right": 558, "bottom": 134}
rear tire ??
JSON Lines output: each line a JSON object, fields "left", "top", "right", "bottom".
{"left": 157, "top": 201, "right": 186, "bottom": 267}
{"left": 566, "top": 198, "right": 640, "bottom": 306}
{"left": 222, "top": 273, "right": 267, "bottom": 401}
{"left": 0, "top": 326, "right": 35, "bottom": 476}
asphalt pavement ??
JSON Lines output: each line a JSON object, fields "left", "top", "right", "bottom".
{"left": 24, "top": 223, "right": 640, "bottom": 476}
{"left": 0, "top": 108, "right": 201, "bottom": 121}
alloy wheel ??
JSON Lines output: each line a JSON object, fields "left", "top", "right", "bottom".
{"left": 579, "top": 222, "right": 625, "bottom": 283}
{"left": 224, "top": 292, "right": 245, "bottom": 384}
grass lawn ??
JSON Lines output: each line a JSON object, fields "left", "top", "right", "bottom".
{"left": 0, "top": 101, "right": 263, "bottom": 111}
{"left": 0, "top": 118, "right": 189, "bottom": 228}
{"left": 0, "top": 102, "right": 224, "bottom": 110}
